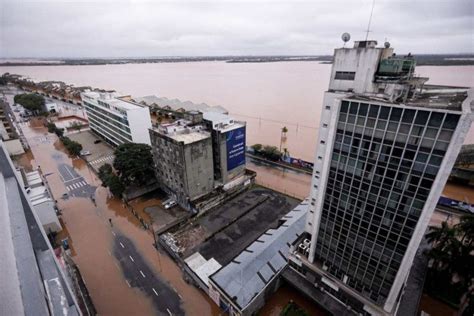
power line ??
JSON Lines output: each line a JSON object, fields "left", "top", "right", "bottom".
{"left": 230, "top": 112, "right": 318, "bottom": 130}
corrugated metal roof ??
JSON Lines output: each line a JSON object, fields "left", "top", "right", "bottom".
{"left": 209, "top": 201, "right": 308, "bottom": 310}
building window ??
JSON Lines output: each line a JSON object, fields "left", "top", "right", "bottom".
{"left": 323, "top": 123, "right": 328, "bottom": 128}
{"left": 318, "top": 156, "right": 322, "bottom": 160}
{"left": 320, "top": 140, "right": 326, "bottom": 144}
{"left": 335, "top": 71, "right": 356, "bottom": 80}
{"left": 325, "top": 106, "right": 331, "bottom": 110}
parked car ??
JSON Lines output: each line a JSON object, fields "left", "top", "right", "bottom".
{"left": 164, "top": 200, "right": 177, "bottom": 209}
{"left": 94, "top": 139, "right": 102, "bottom": 144}
{"left": 80, "top": 150, "right": 91, "bottom": 156}
{"left": 162, "top": 198, "right": 173, "bottom": 207}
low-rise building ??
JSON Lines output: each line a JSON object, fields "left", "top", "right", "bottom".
{"left": 0, "top": 99, "right": 26, "bottom": 156}
{"left": 18, "top": 169, "right": 61, "bottom": 233}
{"left": 82, "top": 91, "right": 152, "bottom": 146}
{"left": 0, "top": 142, "right": 81, "bottom": 316}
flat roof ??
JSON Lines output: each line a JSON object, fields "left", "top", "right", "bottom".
{"left": 347, "top": 85, "right": 471, "bottom": 112}
{"left": 203, "top": 112, "right": 245, "bottom": 132}
{"left": 82, "top": 91, "right": 141, "bottom": 111}
{"left": 169, "top": 130, "right": 211, "bottom": 144}
{"left": 210, "top": 201, "right": 308, "bottom": 310}
{"left": 177, "top": 187, "right": 300, "bottom": 266}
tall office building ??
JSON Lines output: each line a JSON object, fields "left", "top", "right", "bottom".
{"left": 288, "top": 40, "right": 473, "bottom": 315}
{"left": 82, "top": 91, "right": 152, "bottom": 146}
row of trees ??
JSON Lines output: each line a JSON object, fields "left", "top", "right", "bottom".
{"left": 61, "top": 137, "right": 83, "bottom": 156}
{"left": 425, "top": 215, "right": 474, "bottom": 314}
{"left": 98, "top": 143, "right": 156, "bottom": 198}
{"left": 47, "top": 122, "right": 64, "bottom": 137}
{"left": 251, "top": 144, "right": 283, "bottom": 161}
{"left": 14, "top": 93, "right": 45, "bottom": 114}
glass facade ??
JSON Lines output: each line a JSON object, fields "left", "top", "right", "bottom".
{"left": 315, "top": 100, "right": 460, "bottom": 305}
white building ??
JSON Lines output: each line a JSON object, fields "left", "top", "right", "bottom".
{"left": 44, "top": 101, "right": 57, "bottom": 113}
{"left": 82, "top": 91, "right": 152, "bottom": 146}
{"left": 18, "top": 169, "right": 61, "bottom": 233}
{"left": 288, "top": 40, "right": 474, "bottom": 315}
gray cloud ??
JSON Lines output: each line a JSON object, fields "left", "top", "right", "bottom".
{"left": 0, "top": 0, "right": 472, "bottom": 58}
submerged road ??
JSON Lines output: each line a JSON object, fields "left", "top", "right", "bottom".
{"left": 112, "top": 231, "right": 184, "bottom": 316}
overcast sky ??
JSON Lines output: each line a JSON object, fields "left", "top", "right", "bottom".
{"left": 0, "top": 0, "right": 472, "bottom": 58}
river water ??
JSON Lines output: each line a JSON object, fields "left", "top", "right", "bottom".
{"left": 3, "top": 63, "right": 471, "bottom": 315}
{"left": 1, "top": 63, "right": 473, "bottom": 161}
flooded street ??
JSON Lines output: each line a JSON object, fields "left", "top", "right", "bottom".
{"left": 2, "top": 60, "right": 472, "bottom": 316}
{"left": 11, "top": 112, "right": 219, "bottom": 315}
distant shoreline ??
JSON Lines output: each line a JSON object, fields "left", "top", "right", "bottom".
{"left": 1, "top": 54, "right": 473, "bottom": 67}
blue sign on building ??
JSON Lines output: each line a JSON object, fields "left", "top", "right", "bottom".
{"left": 226, "top": 126, "right": 246, "bottom": 171}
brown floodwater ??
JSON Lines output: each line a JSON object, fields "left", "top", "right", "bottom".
{"left": 259, "top": 283, "right": 330, "bottom": 316}
{"left": 5, "top": 62, "right": 473, "bottom": 315}
{"left": 1, "top": 63, "right": 472, "bottom": 161}
{"left": 14, "top": 117, "right": 219, "bottom": 315}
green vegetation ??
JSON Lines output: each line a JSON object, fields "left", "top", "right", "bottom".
{"left": 69, "top": 121, "right": 84, "bottom": 132}
{"left": 98, "top": 163, "right": 125, "bottom": 197}
{"left": 281, "top": 301, "right": 309, "bottom": 316}
{"left": 425, "top": 215, "right": 474, "bottom": 313}
{"left": 251, "top": 143, "right": 282, "bottom": 161}
{"left": 251, "top": 143, "right": 263, "bottom": 152}
{"left": 46, "top": 122, "right": 64, "bottom": 137}
{"left": 14, "top": 93, "right": 45, "bottom": 113}
{"left": 61, "top": 136, "right": 83, "bottom": 156}
{"left": 113, "top": 143, "right": 156, "bottom": 186}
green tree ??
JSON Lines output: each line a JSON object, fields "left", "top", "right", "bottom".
{"left": 98, "top": 163, "right": 113, "bottom": 187}
{"left": 14, "top": 93, "right": 45, "bottom": 113}
{"left": 113, "top": 143, "right": 155, "bottom": 186}
{"left": 61, "top": 137, "right": 83, "bottom": 156}
{"left": 54, "top": 128, "right": 64, "bottom": 138}
{"left": 108, "top": 174, "right": 125, "bottom": 197}
{"left": 251, "top": 143, "right": 263, "bottom": 153}
{"left": 425, "top": 215, "right": 474, "bottom": 310}
{"left": 261, "top": 145, "right": 282, "bottom": 161}
{"left": 47, "top": 122, "right": 56, "bottom": 133}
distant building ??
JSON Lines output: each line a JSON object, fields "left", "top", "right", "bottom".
{"left": 288, "top": 40, "right": 474, "bottom": 315}
{"left": 0, "top": 99, "right": 26, "bottom": 155}
{"left": 132, "top": 95, "right": 228, "bottom": 119}
{"left": 81, "top": 91, "right": 152, "bottom": 146}
{"left": 0, "top": 141, "right": 81, "bottom": 315}
{"left": 149, "top": 113, "right": 215, "bottom": 210}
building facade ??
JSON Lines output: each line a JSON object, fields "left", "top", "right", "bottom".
{"left": 288, "top": 40, "right": 474, "bottom": 315}
{"left": 149, "top": 117, "right": 215, "bottom": 210}
{"left": 203, "top": 112, "right": 246, "bottom": 186}
{"left": 82, "top": 91, "right": 152, "bottom": 146}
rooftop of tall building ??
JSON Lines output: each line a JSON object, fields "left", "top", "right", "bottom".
{"left": 347, "top": 84, "right": 472, "bottom": 112}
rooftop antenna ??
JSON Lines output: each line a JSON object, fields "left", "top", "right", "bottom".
{"left": 365, "top": 0, "right": 376, "bottom": 41}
